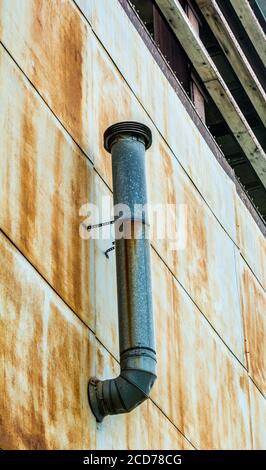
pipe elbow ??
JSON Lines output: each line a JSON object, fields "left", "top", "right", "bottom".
{"left": 89, "top": 349, "right": 156, "bottom": 422}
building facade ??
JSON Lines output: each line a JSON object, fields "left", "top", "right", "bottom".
{"left": 0, "top": 0, "right": 265, "bottom": 449}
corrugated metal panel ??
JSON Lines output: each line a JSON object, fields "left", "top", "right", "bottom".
{"left": 147, "top": 137, "right": 245, "bottom": 362}
{"left": 151, "top": 250, "right": 252, "bottom": 449}
{"left": 0, "top": 228, "right": 193, "bottom": 450}
{"left": 0, "top": 231, "right": 96, "bottom": 450}
{"left": 86, "top": 0, "right": 237, "bottom": 242}
{"left": 0, "top": 0, "right": 237, "bottom": 241}
{"left": 0, "top": 46, "right": 95, "bottom": 329}
{"left": 0, "top": 0, "right": 264, "bottom": 451}
{"left": 0, "top": 0, "right": 92, "bottom": 156}
{"left": 239, "top": 257, "right": 266, "bottom": 394}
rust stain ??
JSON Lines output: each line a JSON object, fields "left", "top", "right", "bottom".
{"left": 1, "top": 104, "right": 13, "bottom": 235}
{"left": 235, "top": 196, "right": 266, "bottom": 290}
{"left": 196, "top": 388, "right": 213, "bottom": 449}
{"left": 249, "top": 381, "right": 266, "bottom": 449}
{"left": 66, "top": 160, "right": 84, "bottom": 314}
{"left": 151, "top": 251, "right": 252, "bottom": 449}
{"left": 161, "top": 142, "right": 175, "bottom": 206}
{"left": 160, "top": 142, "right": 179, "bottom": 270}
{"left": 172, "top": 279, "right": 185, "bottom": 434}
{"left": 241, "top": 267, "right": 265, "bottom": 394}
{"left": 51, "top": 133, "right": 65, "bottom": 297}
{"left": 239, "top": 376, "right": 245, "bottom": 391}
{"left": 194, "top": 318, "right": 215, "bottom": 449}
{"left": 96, "top": 49, "right": 116, "bottom": 186}
{"left": 234, "top": 196, "right": 243, "bottom": 248}
{"left": 14, "top": 421, "right": 47, "bottom": 450}
{"left": 0, "top": 0, "right": 261, "bottom": 451}
{"left": 1, "top": 31, "right": 94, "bottom": 330}
{"left": 111, "top": 326, "right": 116, "bottom": 348}
{"left": 97, "top": 348, "right": 104, "bottom": 376}
{"left": 46, "top": 301, "right": 87, "bottom": 449}
{"left": 95, "top": 46, "right": 131, "bottom": 186}
{"left": 50, "top": 123, "right": 93, "bottom": 327}
{"left": 0, "top": 231, "right": 96, "bottom": 449}
{"left": 183, "top": 182, "right": 209, "bottom": 297}
{"left": 125, "top": 409, "right": 132, "bottom": 449}
{"left": 152, "top": 259, "right": 189, "bottom": 440}
{"left": 58, "top": 12, "right": 83, "bottom": 138}
{"left": 259, "top": 237, "right": 266, "bottom": 288}
{"left": 30, "top": 0, "right": 85, "bottom": 147}
{"left": 69, "top": 150, "right": 91, "bottom": 319}
{"left": 19, "top": 98, "right": 37, "bottom": 253}
{"left": 0, "top": 236, "right": 47, "bottom": 449}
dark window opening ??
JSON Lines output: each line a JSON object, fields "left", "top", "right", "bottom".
{"left": 131, "top": 0, "right": 206, "bottom": 119}
{"left": 153, "top": 2, "right": 191, "bottom": 95}
{"left": 129, "top": 0, "right": 266, "bottom": 221}
{"left": 190, "top": 72, "right": 206, "bottom": 123}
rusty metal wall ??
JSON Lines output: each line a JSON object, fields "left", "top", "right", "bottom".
{"left": 0, "top": 0, "right": 265, "bottom": 449}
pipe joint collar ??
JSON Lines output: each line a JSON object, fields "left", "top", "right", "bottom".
{"left": 104, "top": 121, "right": 152, "bottom": 152}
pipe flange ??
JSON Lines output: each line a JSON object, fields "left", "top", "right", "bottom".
{"left": 88, "top": 377, "right": 104, "bottom": 423}
{"left": 104, "top": 121, "right": 152, "bottom": 153}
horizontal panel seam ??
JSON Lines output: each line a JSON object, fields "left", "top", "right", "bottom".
{"left": 239, "top": 253, "right": 266, "bottom": 294}
{"left": 151, "top": 245, "right": 249, "bottom": 371}
{"left": 1, "top": 33, "right": 262, "bottom": 292}
{"left": 0, "top": 227, "right": 95, "bottom": 334}
{"left": 0, "top": 221, "right": 257, "bottom": 388}
{"left": 94, "top": 336, "right": 198, "bottom": 449}
{"left": 0, "top": 193, "right": 257, "bottom": 382}
{"left": 0, "top": 13, "right": 264, "bottom": 392}
{"left": 0, "top": 15, "right": 242, "bottom": 249}
{"left": 248, "top": 374, "right": 266, "bottom": 399}
{"left": 149, "top": 398, "right": 197, "bottom": 449}
{"left": 71, "top": 11, "right": 240, "bottom": 246}
{"left": 1, "top": 42, "right": 256, "bottom": 287}
{"left": 0, "top": 227, "right": 197, "bottom": 449}
{"left": 0, "top": 41, "right": 95, "bottom": 169}
{"left": 0, "top": 227, "right": 257, "bottom": 447}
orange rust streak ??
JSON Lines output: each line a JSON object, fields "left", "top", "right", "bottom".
{"left": 28, "top": 0, "right": 86, "bottom": 150}
{"left": 241, "top": 266, "right": 266, "bottom": 394}
{"left": 19, "top": 101, "right": 37, "bottom": 253}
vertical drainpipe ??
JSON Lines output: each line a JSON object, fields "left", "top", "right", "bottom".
{"left": 88, "top": 122, "right": 157, "bottom": 422}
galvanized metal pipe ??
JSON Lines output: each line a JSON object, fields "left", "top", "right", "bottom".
{"left": 88, "top": 122, "right": 157, "bottom": 422}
